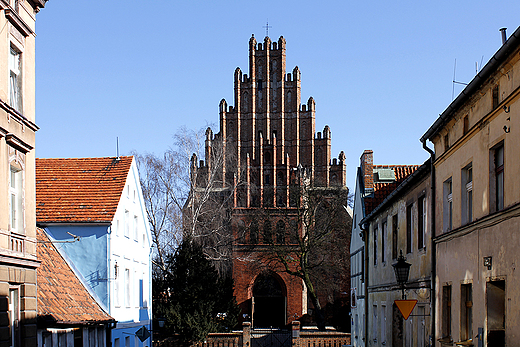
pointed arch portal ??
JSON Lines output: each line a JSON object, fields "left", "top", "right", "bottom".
{"left": 252, "top": 273, "right": 286, "bottom": 328}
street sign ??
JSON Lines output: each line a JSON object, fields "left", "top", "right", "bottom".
{"left": 395, "top": 300, "right": 417, "bottom": 320}
{"left": 135, "top": 326, "right": 151, "bottom": 342}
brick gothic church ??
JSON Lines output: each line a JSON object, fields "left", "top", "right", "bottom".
{"left": 188, "top": 34, "right": 348, "bottom": 328}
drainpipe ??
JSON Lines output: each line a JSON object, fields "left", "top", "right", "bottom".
{"left": 107, "top": 225, "right": 112, "bottom": 315}
{"left": 359, "top": 222, "right": 369, "bottom": 347}
{"left": 422, "top": 139, "right": 435, "bottom": 346}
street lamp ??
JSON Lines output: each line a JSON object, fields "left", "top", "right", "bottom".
{"left": 392, "top": 250, "right": 411, "bottom": 299}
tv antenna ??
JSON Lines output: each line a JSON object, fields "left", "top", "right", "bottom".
{"left": 263, "top": 20, "right": 272, "bottom": 37}
{"left": 452, "top": 58, "right": 468, "bottom": 100}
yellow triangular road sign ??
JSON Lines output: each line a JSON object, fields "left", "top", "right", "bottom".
{"left": 395, "top": 300, "right": 417, "bottom": 320}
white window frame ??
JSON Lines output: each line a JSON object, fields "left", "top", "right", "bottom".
{"left": 9, "top": 47, "right": 21, "bottom": 112}
{"left": 134, "top": 215, "right": 138, "bottom": 240}
{"left": 114, "top": 264, "right": 120, "bottom": 307}
{"left": 9, "top": 164, "right": 23, "bottom": 234}
{"left": 124, "top": 210, "right": 130, "bottom": 238}
{"left": 125, "top": 268, "right": 131, "bottom": 307}
{"left": 9, "top": 287, "right": 20, "bottom": 347}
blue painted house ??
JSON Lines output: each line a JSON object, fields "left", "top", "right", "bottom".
{"left": 36, "top": 156, "right": 152, "bottom": 347}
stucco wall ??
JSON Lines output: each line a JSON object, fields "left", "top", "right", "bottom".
{"left": 44, "top": 225, "right": 110, "bottom": 308}
{"left": 366, "top": 169, "right": 431, "bottom": 347}
{"left": 350, "top": 168, "right": 366, "bottom": 347}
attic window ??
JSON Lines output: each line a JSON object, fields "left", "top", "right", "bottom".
{"left": 374, "top": 168, "right": 395, "bottom": 182}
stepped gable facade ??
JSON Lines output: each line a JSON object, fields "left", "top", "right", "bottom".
{"left": 190, "top": 35, "right": 348, "bottom": 328}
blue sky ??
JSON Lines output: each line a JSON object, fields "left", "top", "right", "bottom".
{"left": 35, "top": 1, "right": 520, "bottom": 190}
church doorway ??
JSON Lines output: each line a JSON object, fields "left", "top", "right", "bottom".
{"left": 252, "top": 273, "right": 286, "bottom": 328}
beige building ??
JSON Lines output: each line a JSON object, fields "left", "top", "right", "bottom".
{"left": 359, "top": 153, "right": 431, "bottom": 347}
{"left": 421, "top": 27, "right": 520, "bottom": 346}
{"left": 0, "top": 1, "right": 47, "bottom": 347}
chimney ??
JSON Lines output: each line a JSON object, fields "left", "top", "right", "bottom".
{"left": 500, "top": 28, "right": 507, "bottom": 45}
{"left": 360, "top": 150, "right": 374, "bottom": 195}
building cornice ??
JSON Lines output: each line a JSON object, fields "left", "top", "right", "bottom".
{"left": 27, "top": 0, "right": 47, "bottom": 10}
{"left": 0, "top": 98, "right": 39, "bottom": 132}
{"left": 5, "top": 133, "right": 33, "bottom": 153}
{"left": 0, "top": 253, "right": 40, "bottom": 268}
{"left": 434, "top": 200, "right": 520, "bottom": 244}
{"left": 4, "top": 9, "right": 34, "bottom": 37}
{"left": 367, "top": 277, "right": 431, "bottom": 293}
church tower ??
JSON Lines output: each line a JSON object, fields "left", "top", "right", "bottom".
{"left": 190, "top": 34, "right": 347, "bottom": 328}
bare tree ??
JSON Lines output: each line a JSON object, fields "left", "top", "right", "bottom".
{"left": 182, "top": 128, "right": 245, "bottom": 274}
{"left": 135, "top": 126, "right": 243, "bottom": 274}
{"left": 245, "top": 167, "right": 352, "bottom": 330}
{"left": 134, "top": 150, "right": 183, "bottom": 271}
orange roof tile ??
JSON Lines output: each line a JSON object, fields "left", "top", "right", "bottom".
{"left": 364, "top": 165, "right": 419, "bottom": 215}
{"left": 36, "top": 156, "right": 133, "bottom": 223}
{"left": 37, "top": 228, "right": 114, "bottom": 325}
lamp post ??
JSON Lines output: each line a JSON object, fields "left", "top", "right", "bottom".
{"left": 392, "top": 250, "right": 411, "bottom": 299}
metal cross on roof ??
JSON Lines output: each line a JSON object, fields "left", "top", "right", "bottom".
{"left": 263, "top": 20, "right": 272, "bottom": 37}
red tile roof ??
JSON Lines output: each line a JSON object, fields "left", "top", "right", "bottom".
{"left": 37, "top": 228, "right": 114, "bottom": 325}
{"left": 364, "top": 165, "right": 419, "bottom": 215}
{"left": 36, "top": 156, "right": 133, "bottom": 223}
